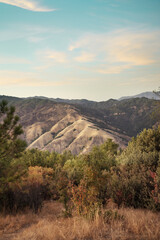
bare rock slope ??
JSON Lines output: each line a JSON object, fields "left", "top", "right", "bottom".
{"left": 13, "top": 98, "right": 129, "bottom": 154}
{"left": 28, "top": 114, "right": 129, "bottom": 154}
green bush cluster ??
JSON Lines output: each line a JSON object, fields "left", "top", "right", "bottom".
{"left": 0, "top": 101, "right": 160, "bottom": 215}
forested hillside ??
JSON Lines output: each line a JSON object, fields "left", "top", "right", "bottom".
{"left": 0, "top": 95, "right": 159, "bottom": 154}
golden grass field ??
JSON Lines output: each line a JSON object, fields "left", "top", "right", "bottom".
{"left": 0, "top": 201, "right": 160, "bottom": 240}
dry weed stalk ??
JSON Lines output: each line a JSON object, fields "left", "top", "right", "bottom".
{"left": 0, "top": 202, "right": 160, "bottom": 240}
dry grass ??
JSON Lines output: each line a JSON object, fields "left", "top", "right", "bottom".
{"left": 0, "top": 212, "right": 38, "bottom": 235}
{"left": 0, "top": 201, "right": 63, "bottom": 240}
{"left": 0, "top": 201, "right": 160, "bottom": 240}
{"left": 119, "top": 208, "right": 160, "bottom": 240}
{"left": 0, "top": 212, "right": 38, "bottom": 240}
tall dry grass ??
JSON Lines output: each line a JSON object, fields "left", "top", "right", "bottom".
{"left": 0, "top": 201, "right": 160, "bottom": 240}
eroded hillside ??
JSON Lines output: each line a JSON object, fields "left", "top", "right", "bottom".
{"left": 0, "top": 95, "right": 159, "bottom": 154}
{"left": 12, "top": 99, "right": 128, "bottom": 154}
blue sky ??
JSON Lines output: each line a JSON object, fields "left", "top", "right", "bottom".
{"left": 0, "top": 0, "right": 160, "bottom": 101}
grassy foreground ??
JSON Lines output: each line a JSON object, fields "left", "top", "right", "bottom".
{"left": 0, "top": 201, "right": 160, "bottom": 240}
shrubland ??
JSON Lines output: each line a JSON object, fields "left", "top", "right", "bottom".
{"left": 0, "top": 100, "right": 160, "bottom": 239}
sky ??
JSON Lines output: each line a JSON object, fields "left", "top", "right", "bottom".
{"left": 0, "top": 0, "right": 160, "bottom": 101}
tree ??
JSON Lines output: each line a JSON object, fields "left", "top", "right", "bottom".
{"left": 153, "top": 88, "right": 160, "bottom": 123}
{"left": 0, "top": 100, "right": 27, "bottom": 194}
{"left": 113, "top": 126, "right": 160, "bottom": 209}
{"left": 117, "top": 126, "right": 160, "bottom": 168}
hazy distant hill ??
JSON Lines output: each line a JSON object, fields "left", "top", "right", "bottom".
{"left": 32, "top": 91, "right": 160, "bottom": 103}
{"left": 0, "top": 94, "right": 159, "bottom": 154}
{"left": 118, "top": 91, "right": 160, "bottom": 101}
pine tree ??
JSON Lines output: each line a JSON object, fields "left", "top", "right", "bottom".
{"left": 153, "top": 88, "right": 160, "bottom": 122}
{"left": 0, "top": 100, "right": 27, "bottom": 193}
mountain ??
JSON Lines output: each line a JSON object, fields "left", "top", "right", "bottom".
{"left": 0, "top": 94, "right": 159, "bottom": 154}
{"left": 118, "top": 91, "right": 160, "bottom": 101}
{"left": 14, "top": 98, "right": 129, "bottom": 154}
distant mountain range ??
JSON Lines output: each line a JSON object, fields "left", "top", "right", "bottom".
{"left": 0, "top": 91, "right": 159, "bottom": 154}
{"left": 118, "top": 91, "right": 160, "bottom": 101}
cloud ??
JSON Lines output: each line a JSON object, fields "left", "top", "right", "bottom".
{"left": 0, "top": 70, "right": 71, "bottom": 87}
{"left": 107, "top": 30, "right": 158, "bottom": 66}
{"left": 119, "top": 73, "right": 160, "bottom": 87}
{"left": 0, "top": 0, "right": 54, "bottom": 12}
{"left": 27, "top": 36, "right": 46, "bottom": 43}
{"left": 34, "top": 49, "right": 68, "bottom": 70}
{"left": 69, "top": 37, "right": 92, "bottom": 51}
{"left": 0, "top": 24, "right": 63, "bottom": 43}
{"left": 0, "top": 56, "right": 30, "bottom": 65}
{"left": 78, "top": 64, "right": 132, "bottom": 75}
{"left": 74, "top": 52, "right": 96, "bottom": 63}
{"left": 96, "top": 64, "right": 132, "bottom": 74}
{"left": 45, "top": 50, "right": 67, "bottom": 63}
{"left": 69, "top": 29, "right": 160, "bottom": 74}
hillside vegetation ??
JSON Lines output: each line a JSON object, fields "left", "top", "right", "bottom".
{"left": 0, "top": 99, "right": 160, "bottom": 239}
{"left": 0, "top": 95, "right": 159, "bottom": 154}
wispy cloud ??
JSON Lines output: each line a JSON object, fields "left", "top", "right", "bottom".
{"left": 74, "top": 52, "right": 96, "bottom": 63}
{"left": 27, "top": 36, "right": 46, "bottom": 43}
{"left": 0, "top": 70, "right": 71, "bottom": 87}
{"left": 107, "top": 30, "right": 158, "bottom": 66}
{"left": 69, "top": 29, "right": 160, "bottom": 74}
{"left": 0, "top": 0, "right": 54, "bottom": 12}
{"left": 35, "top": 29, "right": 160, "bottom": 74}
{"left": 0, "top": 25, "right": 51, "bottom": 42}
{"left": 0, "top": 56, "right": 30, "bottom": 65}
{"left": 95, "top": 64, "right": 132, "bottom": 74}
{"left": 119, "top": 73, "right": 160, "bottom": 87}
{"left": 0, "top": 24, "right": 64, "bottom": 45}
{"left": 44, "top": 50, "right": 67, "bottom": 63}
{"left": 34, "top": 49, "right": 68, "bottom": 71}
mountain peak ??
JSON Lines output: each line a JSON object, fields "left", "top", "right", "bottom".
{"left": 118, "top": 91, "right": 160, "bottom": 101}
